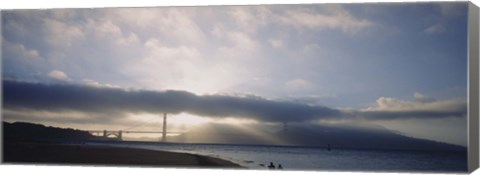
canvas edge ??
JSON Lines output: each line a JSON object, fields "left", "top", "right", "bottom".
{"left": 0, "top": 10, "right": 4, "bottom": 164}
{"left": 468, "top": 1, "right": 480, "bottom": 173}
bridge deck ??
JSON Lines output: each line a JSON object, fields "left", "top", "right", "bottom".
{"left": 87, "top": 130, "right": 185, "bottom": 134}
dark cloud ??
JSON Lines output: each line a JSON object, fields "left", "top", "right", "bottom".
{"left": 353, "top": 95, "right": 467, "bottom": 120}
{"left": 352, "top": 110, "right": 466, "bottom": 120}
{"left": 3, "top": 80, "right": 341, "bottom": 123}
{"left": 3, "top": 81, "right": 467, "bottom": 123}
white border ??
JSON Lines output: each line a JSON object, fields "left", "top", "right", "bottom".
{"left": 0, "top": 0, "right": 473, "bottom": 9}
{"left": 0, "top": 1, "right": 479, "bottom": 175}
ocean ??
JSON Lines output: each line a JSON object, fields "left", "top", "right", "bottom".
{"left": 87, "top": 141, "right": 467, "bottom": 172}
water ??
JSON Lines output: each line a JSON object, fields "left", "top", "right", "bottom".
{"left": 87, "top": 141, "right": 467, "bottom": 172}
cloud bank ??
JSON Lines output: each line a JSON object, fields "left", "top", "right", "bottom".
{"left": 3, "top": 80, "right": 341, "bottom": 123}
{"left": 356, "top": 94, "right": 467, "bottom": 120}
{"left": 3, "top": 81, "right": 467, "bottom": 124}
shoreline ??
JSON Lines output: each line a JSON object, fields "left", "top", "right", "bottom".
{"left": 3, "top": 141, "right": 244, "bottom": 169}
{"left": 86, "top": 139, "right": 467, "bottom": 153}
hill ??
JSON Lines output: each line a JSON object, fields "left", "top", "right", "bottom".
{"left": 168, "top": 123, "right": 466, "bottom": 152}
{"left": 2, "top": 121, "right": 466, "bottom": 152}
{"left": 3, "top": 122, "right": 98, "bottom": 142}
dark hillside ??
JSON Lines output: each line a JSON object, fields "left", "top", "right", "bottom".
{"left": 3, "top": 122, "right": 96, "bottom": 142}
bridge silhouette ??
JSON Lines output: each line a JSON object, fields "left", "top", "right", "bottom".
{"left": 88, "top": 113, "right": 183, "bottom": 141}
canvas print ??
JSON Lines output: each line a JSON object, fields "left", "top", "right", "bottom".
{"left": 1, "top": 2, "right": 473, "bottom": 173}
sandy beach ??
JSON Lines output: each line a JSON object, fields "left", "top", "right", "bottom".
{"left": 3, "top": 141, "right": 243, "bottom": 168}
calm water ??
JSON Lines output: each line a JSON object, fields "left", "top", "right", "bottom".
{"left": 87, "top": 141, "right": 467, "bottom": 172}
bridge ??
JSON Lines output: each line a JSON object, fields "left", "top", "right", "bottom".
{"left": 88, "top": 113, "right": 182, "bottom": 141}
{"left": 88, "top": 130, "right": 185, "bottom": 141}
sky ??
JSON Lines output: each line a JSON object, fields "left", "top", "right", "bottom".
{"left": 1, "top": 2, "right": 469, "bottom": 146}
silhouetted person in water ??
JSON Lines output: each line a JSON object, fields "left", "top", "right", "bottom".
{"left": 277, "top": 164, "right": 283, "bottom": 169}
{"left": 268, "top": 162, "right": 275, "bottom": 169}
{"left": 327, "top": 144, "right": 331, "bottom": 151}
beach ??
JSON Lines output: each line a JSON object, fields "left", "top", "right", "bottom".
{"left": 3, "top": 141, "right": 243, "bottom": 168}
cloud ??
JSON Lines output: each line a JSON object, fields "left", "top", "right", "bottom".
{"left": 423, "top": 3, "right": 466, "bottom": 35}
{"left": 124, "top": 38, "right": 208, "bottom": 92}
{"left": 83, "top": 18, "right": 140, "bottom": 47}
{"left": 424, "top": 24, "right": 446, "bottom": 35}
{"left": 3, "top": 109, "right": 118, "bottom": 125}
{"left": 2, "top": 39, "right": 49, "bottom": 81}
{"left": 438, "top": 2, "right": 467, "bottom": 17}
{"left": 2, "top": 5, "right": 377, "bottom": 97}
{"left": 107, "top": 7, "right": 207, "bottom": 46}
{"left": 216, "top": 31, "right": 259, "bottom": 57}
{"left": 3, "top": 80, "right": 341, "bottom": 123}
{"left": 3, "top": 42, "right": 41, "bottom": 59}
{"left": 227, "top": 6, "right": 272, "bottom": 34}
{"left": 285, "top": 79, "right": 314, "bottom": 91}
{"left": 268, "top": 39, "right": 283, "bottom": 49}
{"left": 48, "top": 70, "right": 69, "bottom": 81}
{"left": 413, "top": 92, "right": 435, "bottom": 103}
{"left": 82, "top": 79, "right": 119, "bottom": 88}
{"left": 2, "top": 39, "right": 43, "bottom": 66}
{"left": 4, "top": 81, "right": 466, "bottom": 125}
{"left": 43, "top": 18, "right": 85, "bottom": 48}
{"left": 357, "top": 94, "right": 466, "bottom": 120}
{"left": 278, "top": 6, "right": 373, "bottom": 34}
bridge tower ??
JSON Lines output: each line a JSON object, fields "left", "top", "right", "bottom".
{"left": 162, "top": 113, "right": 167, "bottom": 142}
